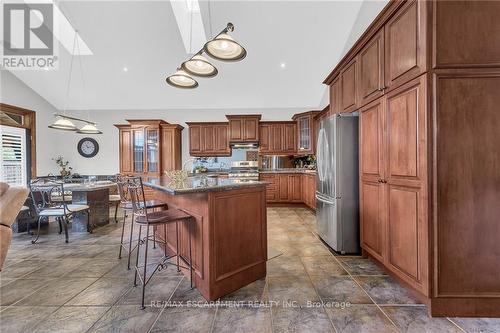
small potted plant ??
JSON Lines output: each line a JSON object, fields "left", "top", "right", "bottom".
{"left": 53, "top": 156, "right": 73, "bottom": 178}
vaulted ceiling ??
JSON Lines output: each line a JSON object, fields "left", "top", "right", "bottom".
{"left": 7, "top": 0, "right": 388, "bottom": 111}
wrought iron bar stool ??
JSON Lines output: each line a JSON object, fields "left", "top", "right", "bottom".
{"left": 127, "top": 176, "right": 195, "bottom": 309}
{"left": 29, "top": 179, "right": 90, "bottom": 243}
{"left": 116, "top": 176, "right": 168, "bottom": 269}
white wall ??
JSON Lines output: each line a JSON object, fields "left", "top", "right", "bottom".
{"left": 1, "top": 71, "right": 309, "bottom": 175}
{"left": 1, "top": 71, "right": 63, "bottom": 176}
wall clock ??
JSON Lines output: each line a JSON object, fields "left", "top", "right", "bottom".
{"left": 77, "top": 137, "right": 99, "bottom": 158}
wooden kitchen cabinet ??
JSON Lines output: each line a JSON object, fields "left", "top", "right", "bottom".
{"left": 329, "top": 77, "right": 340, "bottom": 114}
{"left": 260, "top": 172, "right": 316, "bottom": 210}
{"left": 340, "top": 58, "right": 358, "bottom": 112}
{"left": 115, "top": 120, "right": 183, "bottom": 176}
{"left": 384, "top": 0, "right": 426, "bottom": 91}
{"left": 323, "top": 0, "right": 500, "bottom": 317}
{"left": 259, "top": 121, "right": 296, "bottom": 155}
{"left": 226, "top": 115, "right": 261, "bottom": 142}
{"left": 357, "top": 28, "right": 385, "bottom": 107}
{"left": 301, "top": 173, "right": 316, "bottom": 210}
{"left": 259, "top": 123, "right": 272, "bottom": 153}
{"left": 293, "top": 111, "right": 320, "bottom": 155}
{"left": 282, "top": 123, "right": 296, "bottom": 153}
{"left": 359, "top": 98, "right": 385, "bottom": 262}
{"left": 187, "top": 122, "right": 230, "bottom": 157}
{"left": 358, "top": 75, "right": 428, "bottom": 293}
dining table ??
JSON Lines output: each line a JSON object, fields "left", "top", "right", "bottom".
{"left": 62, "top": 181, "right": 118, "bottom": 232}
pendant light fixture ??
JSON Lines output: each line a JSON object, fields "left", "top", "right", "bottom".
{"left": 49, "top": 30, "right": 78, "bottom": 131}
{"left": 49, "top": 116, "right": 78, "bottom": 131}
{"left": 203, "top": 23, "right": 247, "bottom": 61}
{"left": 77, "top": 123, "right": 102, "bottom": 134}
{"left": 181, "top": 53, "right": 218, "bottom": 77}
{"left": 166, "top": 68, "right": 199, "bottom": 89}
{"left": 49, "top": 30, "right": 102, "bottom": 134}
{"left": 166, "top": 1, "right": 246, "bottom": 88}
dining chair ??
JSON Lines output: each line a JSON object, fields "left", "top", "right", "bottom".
{"left": 29, "top": 179, "right": 90, "bottom": 243}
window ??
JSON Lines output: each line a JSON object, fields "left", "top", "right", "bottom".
{"left": 0, "top": 125, "right": 27, "bottom": 187}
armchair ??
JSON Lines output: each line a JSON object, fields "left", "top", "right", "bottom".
{"left": 0, "top": 182, "right": 29, "bottom": 271}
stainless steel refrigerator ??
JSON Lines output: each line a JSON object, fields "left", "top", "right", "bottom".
{"left": 316, "top": 113, "right": 359, "bottom": 254}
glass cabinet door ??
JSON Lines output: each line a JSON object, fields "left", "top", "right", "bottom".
{"left": 133, "top": 129, "right": 144, "bottom": 173}
{"left": 146, "top": 129, "right": 159, "bottom": 173}
{"left": 299, "top": 117, "right": 311, "bottom": 151}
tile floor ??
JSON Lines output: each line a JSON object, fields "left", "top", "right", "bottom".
{"left": 1, "top": 207, "right": 499, "bottom": 332}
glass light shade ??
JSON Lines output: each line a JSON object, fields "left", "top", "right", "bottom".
{"left": 181, "top": 54, "right": 218, "bottom": 77}
{"left": 204, "top": 33, "right": 247, "bottom": 61}
{"left": 77, "top": 123, "right": 102, "bottom": 134}
{"left": 166, "top": 69, "right": 198, "bottom": 89}
{"left": 48, "top": 117, "right": 77, "bottom": 131}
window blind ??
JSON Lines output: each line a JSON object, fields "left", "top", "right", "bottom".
{"left": 0, "top": 125, "right": 27, "bottom": 187}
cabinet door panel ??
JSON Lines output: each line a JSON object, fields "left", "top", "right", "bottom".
{"left": 119, "top": 129, "right": 133, "bottom": 173}
{"left": 385, "top": 0, "right": 426, "bottom": 90}
{"left": 360, "top": 181, "right": 384, "bottom": 260}
{"left": 388, "top": 186, "right": 419, "bottom": 280}
{"left": 288, "top": 175, "right": 302, "bottom": 202}
{"left": 203, "top": 126, "right": 215, "bottom": 152}
{"left": 330, "top": 76, "right": 341, "bottom": 114}
{"left": 259, "top": 124, "right": 271, "bottom": 153}
{"left": 279, "top": 174, "right": 289, "bottom": 201}
{"left": 283, "top": 124, "right": 296, "bottom": 153}
{"left": 244, "top": 119, "right": 259, "bottom": 141}
{"left": 229, "top": 119, "right": 243, "bottom": 141}
{"left": 214, "top": 124, "right": 229, "bottom": 154}
{"left": 358, "top": 29, "right": 385, "bottom": 106}
{"left": 386, "top": 75, "right": 426, "bottom": 186}
{"left": 341, "top": 59, "right": 357, "bottom": 112}
{"left": 189, "top": 125, "right": 202, "bottom": 154}
{"left": 161, "top": 128, "right": 175, "bottom": 171}
{"left": 271, "top": 124, "right": 283, "bottom": 152}
{"left": 359, "top": 99, "right": 384, "bottom": 181}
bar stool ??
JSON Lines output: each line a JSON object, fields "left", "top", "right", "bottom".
{"left": 116, "top": 176, "right": 168, "bottom": 269}
{"left": 127, "top": 176, "right": 195, "bottom": 309}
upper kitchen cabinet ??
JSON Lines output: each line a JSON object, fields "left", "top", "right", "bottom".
{"left": 259, "top": 123, "right": 272, "bottom": 153}
{"left": 259, "top": 121, "right": 296, "bottom": 155}
{"left": 329, "top": 76, "right": 340, "bottom": 114}
{"left": 433, "top": 1, "right": 500, "bottom": 69}
{"left": 115, "top": 119, "right": 183, "bottom": 176}
{"left": 384, "top": 0, "right": 426, "bottom": 90}
{"left": 357, "top": 29, "right": 385, "bottom": 107}
{"left": 186, "top": 122, "right": 230, "bottom": 157}
{"left": 340, "top": 58, "right": 358, "bottom": 112}
{"left": 226, "top": 115, "right": 261, "bottom": 142}
{"left": 292, "top": 111, "right": 320, "bottom": 155}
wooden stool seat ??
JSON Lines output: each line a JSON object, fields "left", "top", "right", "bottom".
{"left": 135, "top": 209, "right": 191, "bottom": 224}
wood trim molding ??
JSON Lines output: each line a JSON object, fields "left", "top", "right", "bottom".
{"left": 0, "top": 103, "right": 37, "bottom": 178}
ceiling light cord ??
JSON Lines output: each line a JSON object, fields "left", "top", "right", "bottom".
{"left": 75, "top": 31, "right": 91, "bottom": 123}
{"left": 189, "top": 1, "right": 194, "bottom": 54}
{"left": 62, "top": 31, "right": 77, "bottom": 116}
{"left": 208, "top": 0, "right": 213, "bottom": 39}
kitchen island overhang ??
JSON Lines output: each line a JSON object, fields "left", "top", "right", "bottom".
{"left": 142, "top": 176, "right": 268, "bottom": 301}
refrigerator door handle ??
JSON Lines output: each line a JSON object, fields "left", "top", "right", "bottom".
{"left": 315, "top": 193, "right": 335, "bottom": 205}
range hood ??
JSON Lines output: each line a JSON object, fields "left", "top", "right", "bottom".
{"left": 229, "top": 141, "right": 259, "bottom": 149}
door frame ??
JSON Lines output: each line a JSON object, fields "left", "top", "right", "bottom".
{"left": 0, "top": 103, "right": 36, "bottom": 178}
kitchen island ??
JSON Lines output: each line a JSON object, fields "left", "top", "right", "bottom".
{"left": 143, "top": 176, "right": 268, "bottom": 301}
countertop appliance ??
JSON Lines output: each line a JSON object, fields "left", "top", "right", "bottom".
{"left": 229, "top": 161, "right": 259, "bottom": 181}
{"left": 316, "top": 113, "right": 359, "bottom": 254}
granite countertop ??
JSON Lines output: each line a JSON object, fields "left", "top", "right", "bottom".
{"left": 259, "top": 168, "right": 317, "bottom": 175}
{"left": 143, "top": 176, "right": 267, "bottom": 195}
